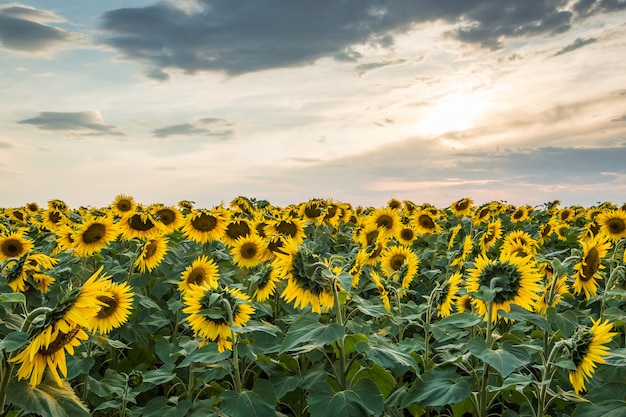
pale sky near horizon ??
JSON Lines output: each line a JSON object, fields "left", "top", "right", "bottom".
{"left": 1, "top": 0, "right": 626, "bottom": 210}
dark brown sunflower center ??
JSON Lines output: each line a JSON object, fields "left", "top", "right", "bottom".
{"left": 48, "top": 211, "right": 62, "bottom": 224}
{"left": 418, "top": 214, "right": 435, "bottom": 229}
{"left": 117, "top": 200, "right": 133, "bottom": 212}
{"left": 225, "top": 222, "right": 250, "bottom": 240}
{"left": 189, "top": 268, "right": 207, "bottom": 285}
{"left": 255, "top": 222, "right": 268, "bottom": 237}
{"left": 581, "top": 247, "right": 600, "bottom": 282}
{"left": 483, "top": 229, "right": 496, "bottom": 244}
{"left": 365, "top": 230, "right": 379, "bottom": 246}
{"left": 2, "top": 239, "right": 22, "bottom": 257}
{"left": 27, "top": 203, "right": 39, "bottom": 212}
{"left": 129, "top": 214, "right": 155, "bottom": 231}
{"left": 455, "top": 201, "right": 469, "bottom": 211}
{"left": 267, "top": 238, "right": 286, "bottom": 255}
{"left": 376, "top": 215, "right": 394, "bottom": 229}
{"left": 156, "top": 209, "right": 176, "bottom": 225}
{"left": 144, "top": 241, "right": 158, "bottom": 258}
{"left": 241, "top": 242, "right": 259, "bottom": 259}
{"left": 607, "top": 218, "right": 626, "bottom": 234}
{"left": 513, "top": 210, "right": 524, "bottom": 219}
{"left": 304, "top": 205, "right": 322, "bottom": 218}
{"left": 400, "top": 228, "right": 415, "bottom": 241}
{"left": 39, "top": 325, "right": 81, "bottom": 356}
{"left": 324, "top": 204, "right": 338, "bottom": 219}
{"left": 96, "top": 295, "right": 118, "bottom": 318}
{"left": 276, "top": 221, "right": 298, "bottom": 237}
{"left": 191, "top": 213, "right": 217, "bottom": 232}
{"left": 12, "top": 210, "right": 24, "bottom": 221}
{"left": 83, "top": 223, "right": 106, "bottom": 244}
{"left": 389, "top": 254, "right": 406, "bottom": 271}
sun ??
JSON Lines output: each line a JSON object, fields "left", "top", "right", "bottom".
{"left": 417, "top": 89, "right": 490, "bottom": 136}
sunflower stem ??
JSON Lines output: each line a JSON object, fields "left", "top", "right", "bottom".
{"left": 477, "top": 295, "right": 495, "bottom": 417}
{"left": 331, "top": 277, "right": 347, "bottom": 390}
{"left": 222, "top": 299, "right": 242, "bottom": 393}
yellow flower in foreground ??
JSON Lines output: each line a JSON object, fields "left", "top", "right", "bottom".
{"left": 435, "top": 272, "right": 462, "bottom": 318}
{"left": 380, "top": 244, "right": 419, "bottom": 289}
{"left": 597, "top": 209, "right": 626, "bottom": 241}
{"left": 178, "top": 255, "right": 220, "bottom": 294}
{"left": 466, "top": 252, "right": 542, "bottom": 322}
{"left": 134, "top": 235, "right": 169, "bottom": 273}
{"left": 10, "top": 323, "right": 89, "bottom": 387}
{"left": 230, "top": 234, "right": 267, "bottom": 269}
{"left": 72, "top": 217, "right": 120, "bottom": 257}
{"left": 572, "top": 234, "right": 611, "bottom": 299}
{"left": 568, "top": 318, "right": 617, "bottom": 394}
{"left": 0, "top": 232, "right": 34, "bottom": 261}
{"left": 183, "top": 286, "right": 255, "bottom": 352}
{"left": 88, "top": 280, "right": 134, "bottom": 334}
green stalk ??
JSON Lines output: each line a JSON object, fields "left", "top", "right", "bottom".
{"left": 222, "top": 299, "right": 242, "bottom": 393}
{"left": 477, "top": 299, "right": 495, "bottom": 417}
{"left": 331, "top": 279, "right": 347, "bottom": 390}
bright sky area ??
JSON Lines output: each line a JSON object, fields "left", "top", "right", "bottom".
{"left": 1, "top": 0, "right": 626, "bottom": 209}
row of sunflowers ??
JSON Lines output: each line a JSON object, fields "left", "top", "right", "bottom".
{"left": 1, "top": 195, "right": 625, "bottom": 417}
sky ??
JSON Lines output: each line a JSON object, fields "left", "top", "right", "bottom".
{"left": 1, "top": 0, "right": 626, "bottom": 210}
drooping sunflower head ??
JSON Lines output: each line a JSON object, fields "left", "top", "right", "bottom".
{"left": 250, "top": 263, "right": 283, "bottom": 302}
{"left": 572, "top": 234, "right": 611, "bottom": 299}
{"left": 230, "top": 196, "right": 254, "bottom": 214}
{"left": 88, "top": 280, "right": 134, "bottom": 334}
{"left": 450, "top": 198, "right": 474, "bottom": 217}
{"left": 110, "top": 194, "right": 136, "bottom": 217}
{"left": 0, "top": 232, "right": 34, "bottom": 261}
{"left": 466, "top": 252, "right": 542, "bottom": 322}
{"left": 479, "top": 219, "right": 502, "bottom": 253}
{"left": 567, "top": 318, "right": 617, "bottom": 394}
{"left": 434, "top": 272, "right": 462, "bottom": 318}
{"left": 451, "top": 235, "right": 474, "bottom": 268}
{"left": 178, "top": 255, "right": 220, "bottom": 294}
{"left": 134, "top": 235, "right": 169, "bottom": 274}
{"left": 597, "top": 209, "right": 626, "bottom": 241}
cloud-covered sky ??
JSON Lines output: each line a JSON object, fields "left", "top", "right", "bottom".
{"left": 1, "top": 0, "right": 626, "bottom": 209}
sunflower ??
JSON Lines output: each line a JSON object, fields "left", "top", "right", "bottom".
{"left": 275, "top": 241, "right": 334, "bottom": 314}
{"left": 39, "top": 208, "right": 67, "bottom": 232}
{"left": 9, "top": 322, "right": 90, "bottom": 387}
{"left": 555, "top": 223, "right": 570, "bottom": 241}
{"left": 52, "top": 224, "right": 76, "bottom": 255}
{"left": 456, "top": 294, "right": 473, "bottom": 313}
{"left": 370, "top": 271, "right": 391, "bottom": 311}
{"left": 88, "top": 280, "right": 134, "bottom": 334}
{"left": 380, "top": 245, "right": 419, "bottom": 289}
{"left": 451, "top": 235, "right": 474, "bottom": 268}
{"left": 182, "top": 208, "right": 228, "bottom": 244}
{"left": 572, "top": 234, "right": 611, "bottom": 299}
{"left": 230, "top": 196, "right": 254, "bottom": 215}
{"left": 299, "top": 199, "right": 326, "bottom": 225}
{"left": 24, "top": 202, "right": 40, "bottom": 214}
{"left": 596, "top": 209, "right": 626, "bottom": 241}
{"left": 535, "top": 273, "right": 568, "bottom": 316}
{"left": 510, "top": 205, "right": 531, "bottom": 223}
{"left": 0, "top": 232, "right": 34, "bottom": 261}
{"left": 396, "top": 224, "right": 417, "bottom": 246}
{"left": 447, "top": 224, "right": 462, "bottom": 250}
{"left": 110, "top": 194, "right": 136, "bottom": 217}
{"left": 5, "top": 253, "right": 57, "bottom": 293}
{"left": 479, "top": 219, "right": 502, "bottom": 253}
{"left": 251, "top": 263, "right": 283, "bottom": 302}
{"left": 269, "top": 216, "right": 307, "bottom": 245}
{"left": 222, "top": 218, "right": 253, "bottom": 247}
{"left": 538, "top": 219, "right": 557, "bottom": 244}
{"left": 557, "top": 207, "right": 575, "bottom": 223}
{"left": 466, "top": 252, "right": 542, "bottom": 322}
{"left": 134, "top": 235, "right": 169, "bottom": 273}
{"left": 472, "top": 204, "right": 493, "bottom": 225}
{"left": 501, "top": 230, "right": 538, "bottom": 256}
{"left": 151, "top": 205, "right": 184, "bottom": 233}
{"left": 568, "top": 318, "right": 617, "bottom": 394}
{"left": 119, "top": 210, "right": 164, "bottom": 241}
{"left": 71, "top": 216, "right": 120, "bottom": 257}
{"left": 450, "top": 198, "right": 474, "bottom": 217}
{"left": 230, "top": 234, "right": 267, "bottom": 269}
{"left": 364, "top": 207, "right": 402, "bottom": 239}
{"left": 178, "top": 255, "right": 220, "bottom": 294}
{"left": 435, "top": 272, "right": 462, "bottom": 318}
{"left": 412, "top": 209, "right": 442, "bottom": 235}
{"left": 182, "top": 286, "right": 255, "bottom": 352}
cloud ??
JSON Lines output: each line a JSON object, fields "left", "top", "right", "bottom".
{"left": 554, "top": 37, "right": 598, "bottom": 56}
{"left": 0, "top": 4, "right": 80, "bottom": 53}
{"left": 0, "top": 140, "right": 15, "bottom": 149}
{"left": 152, "top": 117, "right": 235, "bottom": 138}
{"left": 354, "top": 59, "right": 407, "bottom": 75}
{"left": 18, "top": 111, "right": 124, "bottom": 137}
{"left": 612, "top": 114, "right": 626, "bottom": 122}
{"left": 572, "top": 0, "right": 626, "bottom": 19}
{"left": 97, "top": 0, "right": 621, "bottom": 79}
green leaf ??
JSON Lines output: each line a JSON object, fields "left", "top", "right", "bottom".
{"left": 107, "top": 339, "right": 130, "bottom": 349}
{"left": 497, "top": 305, "right": 552, "bottom": 332}
{"left": 350, "top": 363, "right": 396, "bottom": 399}
{"left": 140, "top": 366, "right": 177, "bottom": 388}
{"left": 0, "top": 331, "right": 28, "bottom": 352}
{"left": 467, "top": 338, "right": 531, "bottom": 378}
{"left": 604, "top": 348, "right": 626, "bottom": 367}
{"left": 177, "top": 343, "right": 231, "bottom": 368}
{"left": 404, "top": 366, "right": 472, "bottom": 408}
{"left": 280, "top": 314, "right": 344, "bottom": 353}
{"left": 220, "top": 382, "right": 276, "bottom": 417}
{"left": 435, "top": 311, "right": 482, "bottom": 328}
{"left": 65, "top": 355, "right": 95, "bottom": 379}
{"left": 6, "top": 377, "right": 90, "bottom": 417}
{"left": 547, "top": 307, "right": 578, "bottom": 337}
{"left": 307, "top": 379, "right": 384, "bottom": 417}
{"left": 143, "top": 397, "right": 193, "bottom": 417}
{"left": 573, "top": 401, "right": 626, "bottom": 417}
{"left": 355, "top": 341, "right": 418, "bottom": 375}
{"left": 0, "top": 292, "right": 26, "bottom": 305}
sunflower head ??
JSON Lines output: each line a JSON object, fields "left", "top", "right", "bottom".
{"left": 450, "top": 198, "right": 474, "bottom": 217}
{"left": 597, "top": 209, "right": 626, "bottom": 241}
{"left": 88, "top": 280, "right": 134, "bottom": 334}
{"left": 0, "top": 232, "right": 34, "bottom": 261}
{"left": 111, "top": 194, "right": 136, "bottom": 217}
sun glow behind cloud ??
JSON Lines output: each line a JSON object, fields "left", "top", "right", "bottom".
{"left": 416, "top": 88, "right": 492, "bottom": 136}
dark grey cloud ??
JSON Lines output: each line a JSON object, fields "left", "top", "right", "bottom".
{"left": 612, "top": 114, "right": 626, "bottom": 122}
{"left": 0, "top": 4, "right": 78, "bottom": 53}
{"left": 355, "top": 59, "right": 407, "bottom": 75}
{"left": 572, "top": 0, "right": 626, "bottom": 18}
{"left": 554, "top": 37, "right": 597, "bottom": 56}
{"left": 97, "top": 0, "right": 619, "bottom": 79}
{"left": 152, "top": 117, "right": 234, "bottom": 138}
{"left": 18, "top": 111, "right": 124, "bottom": 137}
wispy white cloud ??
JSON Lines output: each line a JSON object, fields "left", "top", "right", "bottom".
{"left": 18, "top": 111, "right": 124, "bottom": 137}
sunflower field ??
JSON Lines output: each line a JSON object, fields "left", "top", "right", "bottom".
{"left": 1, "top": 196, "right": 626, "bottom": 417}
